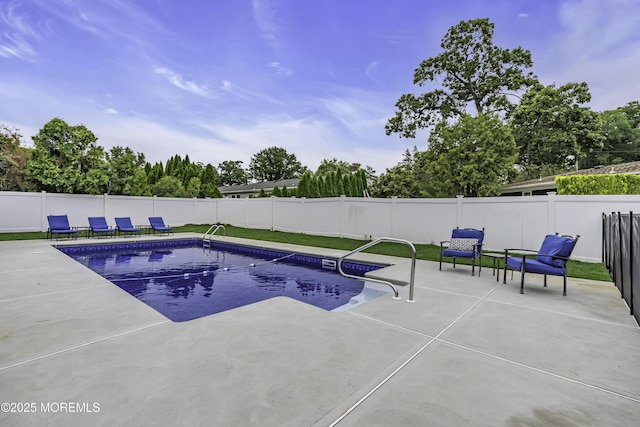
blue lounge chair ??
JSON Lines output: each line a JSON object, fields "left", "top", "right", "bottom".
{"left": 88, "top": 217, "right": 116, "bottom": 238}
{"left": 503, "top": 234, "right": 580, "bottom": 295}
{"left": 115, "top": 217, "right": 141, "bottom": 237}
{"left": 439, "top": 227, "right": 485, "bottom": 276}
{"left": 47, "top": 215, "right": 78, "bottom": 240}
{"left": 149, "top": 216, "right": 173, "bottom": 235}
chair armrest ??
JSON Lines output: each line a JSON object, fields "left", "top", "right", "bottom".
{"left": 503, "top": 248, "right": 538, "bottom": 259}
{"left": 504, "top": 249, "right": 571, "bottom": 262}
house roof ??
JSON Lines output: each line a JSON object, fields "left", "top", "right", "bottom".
{"left": 502, "top": 161, "right": 640, "bottom": 194}
{"left": 218, "top": 178, "right": 299, "bottom": 195}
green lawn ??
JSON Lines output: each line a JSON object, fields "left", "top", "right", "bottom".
{"left": 0, "top": 224, "right": 612, "bottom": 282}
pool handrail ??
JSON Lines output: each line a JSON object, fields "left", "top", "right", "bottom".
{"left": 337, "top": 237, "right": 417, "bottom": 303}
{"left": 203, "top": 224, "right": 225, "bottom": 248}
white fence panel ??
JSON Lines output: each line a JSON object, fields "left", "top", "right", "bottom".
{"left": 45, "top": 193, "right": 105, "bottom": 229}
{"left": 462, "top": 196, "right": 549, "bottom": 252}
{"left": 218, "top": 198, "right": 254, "bottom": 229}
{"left": 193, "top": 198, "right": 217, "bottom": 225}
{"left": 393, "top": 198, "right": 457, "bottom": 244}
{"left": 553, "top": 195, "right": 640, "bottom": 263}
{"left": 273, "top": 198, "right": 304, "bottom": 233}
{"left": 4, "top": 190, "right": 640, "bottom": 262}
{"left": 106, "top": 195, "right": 155, "bottom": 226}
{"left": 341, "top": 198, "right": 393, "bottom": 239}
{"left": 245, "top": 198, "right": 273, "bottom": 230}
{"left": 0, "top": 192, "right": 44, "bottom": 232}
{"left": 299, "top": 198, "right": 344, "bottom": 237}
{"left": 154, "top": 197, "right": 200, "bottom": 226}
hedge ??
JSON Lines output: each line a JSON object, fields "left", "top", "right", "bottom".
{"left": 555, "top": 174, "right": 640, "bottom": 195}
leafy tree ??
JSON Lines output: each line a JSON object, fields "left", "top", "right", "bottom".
{"left": 185, "top": 177, "right": 201, "bottom": 198}
{"left": 81, "top": 167, "right": 109, "bottom": 195}
{"left": 147, "top": 162, "right": 164, "bottom": 185}
{"left": 424, "top": 113, "right": 517, "bottom": 197}
{"left": 200, "top": 163, "right": 221, "bottom": 198}
{"left": 0, "top": 125, "right": 32, "bottom": 191}
{"left": 272, "top": 185, "right": 282, "bottom": 197}
{"left": 152, "top": 175, "right": 187, "bottom": 198}
{"left": 218, "top": 160, "right": 247, "bottom": 186}
{"left": 510, "top": 82, "right": 603, "bottom": 178}
{"left": 105, "top": 146, "right": 148, "bottom": 195}
{"left": 357, "top": 169, "right": 368, "bottom": 195}
{"left": 584, "top": 102, "right": 640, "bottom": 167}
{"left": 26, "top": 118, "right": 105, "bottom": 193}
{"left": 281, "top": 185, "right": 290, "bottom": 197}
{"left": 248, "top": 147, "right": 303, "bottom": 182}
{"left": 619, "top": 101, "right": 640, "bottom": 127}
{"left": 371, "top": 147, "right": 426, "bottom": 198}
{"left": 386, "top": 18, "right": 536, "bottom": 138}
{"left": 316, "top": 158, "right": 352, "bottom": 177}
{"left": 296, "top": 171, "right": 312, "bottom": 197}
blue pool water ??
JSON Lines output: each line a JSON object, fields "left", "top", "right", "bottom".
{"left": 58, "top": 239, "right": 387, "bottom": 321}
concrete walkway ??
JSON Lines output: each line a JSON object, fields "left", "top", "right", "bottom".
{"left": 1, "top": 234, "right": 639, "bottom": 426}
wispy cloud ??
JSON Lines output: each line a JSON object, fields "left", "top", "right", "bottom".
{"left": 269, "top": 61, "right": 292, "bottom": 76}
{"left": 252, "top": 0, "right": 282, "bottom": 50}
{"left": 220, "top": 80, "right": 284, "bottom": 105}
{"left": 154, "top": 67, "right": 213, "bottom": 98}
{"left": 365, "top": 61, "right": 382, "bottom": 86}
{"left": 545, "top": 0, "right": 640, "bottom": 109}
{"left": 0, "top": 1, "right": 44, "bottom": 60}
{"left": 518, "top": 13, "right": 529, "bottom": 18}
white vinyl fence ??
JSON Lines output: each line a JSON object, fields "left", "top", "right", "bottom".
{"left": 2, "top": 191, "right": 640, "bottom": 262}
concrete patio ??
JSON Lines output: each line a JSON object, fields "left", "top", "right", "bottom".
{"left": 0, "top": 234, "right": 639, "bottom": 426}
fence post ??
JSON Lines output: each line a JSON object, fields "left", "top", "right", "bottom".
{"left": 391, "top": 196, "right": 397, "bottom": 238}
{"left": 340, "top": 195, "right": 345, "bottom": 238}
{"left": 630, "top": 211, "right": 634, "bottom": 316}
{"left": 456, "top": 195, "right": 463, "bottom": 227}
{"left": 41, "top": 191, "right": 47, "bottom": 232}
{"left": 618, "top": 211, "right": 624, "bottom": 299}
{"left": 271, "top": 196, "right": 275, "bottom": 232}
{"left": 547, "top": 191, "right": 557, "bottom": 233}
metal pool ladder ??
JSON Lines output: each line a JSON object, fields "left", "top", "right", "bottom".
{"left": 203, "top": 224, "right": 225, "bottom": 248}
{"left": 337, "top": 237, "right": 417, "bottom": 303}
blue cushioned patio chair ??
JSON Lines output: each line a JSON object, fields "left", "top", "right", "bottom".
{"left": 149, "top": 216, "right": 173, "bottom": 235}
{"left": 115, "top": 217, "right": 141, "bottom": 237}
{"left": 503, "top": 234, "right": 580, "bottom": 296}
{"left": 88, "top": 217, "right": 116, "bottom": 238}
{"left": 47, "top": 215, "right": 78, "bottom": 240}
{"left": 439, "top": 227, "right": 485, "bottom": 276}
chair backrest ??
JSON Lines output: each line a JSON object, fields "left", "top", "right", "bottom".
{"left": 536, "top": 234, "right": 580, "bottom": 267}
{"left": 88, "top": 217, "right": 109, "bottom": 230}
{"left": 115, "top": 217, "right": 134, "bottom": 228}
{"left": 149, "top": 217, "right": 166, "bottom": 228}
{"left": 47, "top": 215, "right": 71, "bottom": 230}
{"left": 450, "top": 228, "right": 485, "bottom": 252}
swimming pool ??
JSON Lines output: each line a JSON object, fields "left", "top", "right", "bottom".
{"left": 58, "top": 239, "right": 389, "bottom": 321}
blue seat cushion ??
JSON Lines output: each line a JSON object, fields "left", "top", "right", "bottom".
{"left": 442, "top": 249, "right": 477, "bottom": 258}
{"left": 506, "top": 256, "right": 566, "bottom": 276}
{"left": 553, "top": 238, "right": 578, "bottom": 267}
{"left": 451, "top": 228, "right": 484, "bottom": 244}
{"left": 51, "top": 229, "right": 77, "bottom": 235}
{"left": 536, "top": 235, "right": 570, "bottom": 266}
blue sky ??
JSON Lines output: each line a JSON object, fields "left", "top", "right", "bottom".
{"left": 1, "top": 0, "right": 639, "bottom": 174}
